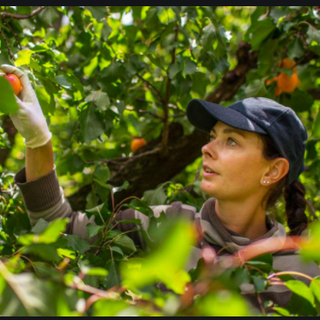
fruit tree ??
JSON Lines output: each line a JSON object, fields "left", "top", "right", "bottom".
{"left": 1, "top": 6, "right": 320, "bottom": 316}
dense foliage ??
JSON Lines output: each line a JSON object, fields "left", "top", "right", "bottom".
{"left": 1, "top": 6, "right": 320, "bottom": 316}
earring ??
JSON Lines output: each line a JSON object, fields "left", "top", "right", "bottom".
{"left": 263, "top": 180, "right": 270, "bottom": 184}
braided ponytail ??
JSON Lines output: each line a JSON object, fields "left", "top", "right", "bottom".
{"left": 260, "top": 134, "right": 308, "bottom": 236}
{"left": 284, "top": 180, "right": 308, "bottom": 236}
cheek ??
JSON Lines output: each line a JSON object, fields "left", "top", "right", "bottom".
{"left": 222, "top": 153, "right": 262, "bottom": 184}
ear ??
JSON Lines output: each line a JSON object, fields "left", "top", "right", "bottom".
{"left": 261, "top": 157, "right": 289, "bottom": 186}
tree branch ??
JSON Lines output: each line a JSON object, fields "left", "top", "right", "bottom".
{"left": 136, "top": 73, "right": 164, "bottom": 104}
{"left": 0, "top": 26, "right": 14, "bottom": 61}
{"left": 1, "top": 6, "right": 47, "bottom": 20}
{"left": 205, "top": 42, "right": 258, "bottom": 103}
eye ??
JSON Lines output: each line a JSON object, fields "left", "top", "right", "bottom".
{"left": 227, "top": 137, "right": 237, "bottom": 146}
{"left": 209, "top": 135, "right": 215, "bottom": 142}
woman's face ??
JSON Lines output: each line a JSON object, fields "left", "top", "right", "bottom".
{"left": 200, "top": 121, "right": 271, "bottom": 200}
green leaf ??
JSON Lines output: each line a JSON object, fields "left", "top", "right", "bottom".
{"left": 288, "top": 38, "right": 304, "bottom": 60}
{"left": 288, "top": 90, "right": 314, "bottom": 112}
{"left": 23, "top": 243, "right": 61, "bottom": 262}
{"left": 78, "top": 104, "right": 105, "bottom": 142}
{"left": 113, "top": 234, "right": 136, "bottom": 254}
{"left": 15, "top": 50, "right": 33, "bottom": 66}
{"left": 84, "top": 56, "right": 99, "bottom": 77}
{"left": 63, "top": 234, "right": 90, "bottom": 254}
{"left": 307, "top": 26, "right": 320, "bottom": 45}
{"left": 81, "top": 266, "right": 108, "bottom": 277}
{"left": 86, "top": 6, "right": 107, "bottom": 21}
{"left": 195, "top": 291, "right": 249, "bottom": 316}
{"left": 121, "top": 219, "right": 196, "bottom": 294}
{"left": 85, "top": 91, "right": 110, "bottom": 111}
{"left": 202, "top": 22, "right": 216, "bottom": 50}
{"left": 285, "top": 280, "right": 315, "bottom": 307}
{"left": 93, "top": 164, "right": 110, "bottom": 183}
{"left": 184, "top": 58, "right": 197, "bottom": 76}
{"left": 310, "top": 277, "right": 320, "bottom": 303}
{"left": 245, "top": 79, "right": 268, "bottom": 97}
{"left": 246, "top": 18, "right": 276, "bottom": 50}
{"left": 168, "top": 62, "right": 182, "bottom": 79}
{"left": 56, "top": 75, "right": 73, "bottom": 90}
{"left": 93, "top": 299, "right": 130, "bottom": 316}
{"left": 143, "top": 183, "right": 168, "bottom": 206}
{"left": 111, "top": 181, "right": 129, "bottom": 194}
{"left": 272, "top": 307, "right": 292, "bottom": 316}
{"left": 252, "top": 275, "right": 267, "bottom": 292}
{"left": 18, "top": 219, "right": 69, "bottom": 245}
{"left": 35, "top": 85, "right": 55, "bottom": 116}
{"left": 101, "top": 20, "right": 112, "bottom": 41}
{"left": 39, "top": 6, "right": 59, "bottom": 26}
{"left": 87, "top": 224, "right": 103, "bottom": 239}
{"left": 122, "top": 199, "right": 154, "bottom": 218}
{"left": 31, "top": 219, "right": 50, "bottom": 234}
{"left": 0, "top": 272, "right": 57, "bottom": 316}
{"left": 104, "top": 260, "right": 121, "bottom": 289}
{"left": 0, "top": 77, "right": 19, "bottom": 114}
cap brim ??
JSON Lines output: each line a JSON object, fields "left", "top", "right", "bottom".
{"left": 186, "top": 99, "right": 267, "bottom": 134}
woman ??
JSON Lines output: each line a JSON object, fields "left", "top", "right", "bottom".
{"left": 2, "top": 64, "right": 320, "bottom": 310}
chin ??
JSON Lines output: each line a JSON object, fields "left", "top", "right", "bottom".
{"left": 200, "top": 180, "right": 219, "bottom": 198}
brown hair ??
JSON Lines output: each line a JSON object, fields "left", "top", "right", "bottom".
{"left": 260, "top": 134, "right": 308, "bottom": 236}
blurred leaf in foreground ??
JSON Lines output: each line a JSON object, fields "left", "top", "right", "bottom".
{"left": 0, "top": 77, "right": 19, "bottom": 115}
{"left": 120, "top": 218, "right": 196, "bottom": 294}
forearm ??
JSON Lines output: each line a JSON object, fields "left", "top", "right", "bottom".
{"left": 26, "top": 140, "right": 54, "bottom": 182}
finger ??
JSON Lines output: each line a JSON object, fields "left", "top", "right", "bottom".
{"left": 0, "top": 64, "right": 31, "bottom": 90}
{"left": 0, "top": 64, "right": 25, "bottom": 78}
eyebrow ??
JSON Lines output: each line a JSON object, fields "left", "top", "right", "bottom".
{"left": 210, "top": 127, "right": 246, "bottom": 138}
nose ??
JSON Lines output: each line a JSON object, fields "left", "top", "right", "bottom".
{"left": 202, "top": 139, "right": 218, "bottom": 159}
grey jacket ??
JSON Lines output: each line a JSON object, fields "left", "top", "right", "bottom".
{"left": 14, "top": 165, "right": 320, "bottom": 310}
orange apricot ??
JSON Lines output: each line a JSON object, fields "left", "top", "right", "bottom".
{"left": 131, "top": 138, "right": 147, "bottom": 153}
{"left": 4, "top": 74, "right": 22, "bottom": 95}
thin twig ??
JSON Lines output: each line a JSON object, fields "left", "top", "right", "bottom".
{"left": 306, "top": 199, "right": 318, "bottom": 221}
{"left": 268, "top": 271, "right": 314, "bottom": 282}
{"left": 0, "top": 26, "right": 14, "bottom": 61}
{"left": 256, "top": 292, "right": 266, "bottom": 315}
{"left": 70, "top": 279, "right": 124, "bottom": 299}
{"left": 136, "top": 73, "right": 164, "bottom": 104}
{"left": 1, "top": 6, "right": 47, "bottom": 20}
{"left": 137, "top": 110, "right": 164, "bottom": 120}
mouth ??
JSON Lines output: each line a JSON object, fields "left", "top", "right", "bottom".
{"left": 202, "top": 165, "right": 219, "bottom": 177}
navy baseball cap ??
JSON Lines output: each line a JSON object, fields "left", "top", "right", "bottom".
{"left": 187, "top": 97, "right": 308, "bottom": 186}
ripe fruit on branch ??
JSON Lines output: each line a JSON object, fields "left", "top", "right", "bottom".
{"left": 4, "top": 74, "right": 22, "bottom": 95}
{"left": 265, "top": 58, "right": 300, "bottom": 96}
{"left": 131, "top": 137, "right": 147, "bottom": 153}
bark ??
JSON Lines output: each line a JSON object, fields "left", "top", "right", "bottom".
{"left": 67, "top": 42, "right": 259, "bottom": 211}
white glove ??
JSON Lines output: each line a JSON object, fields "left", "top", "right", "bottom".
{"left": 0, "top": 64, "right": 52, "bottom": 149}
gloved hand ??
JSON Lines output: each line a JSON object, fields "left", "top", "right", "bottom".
{"left": 0, "top": 64, "right": 52, "bottom": 149}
